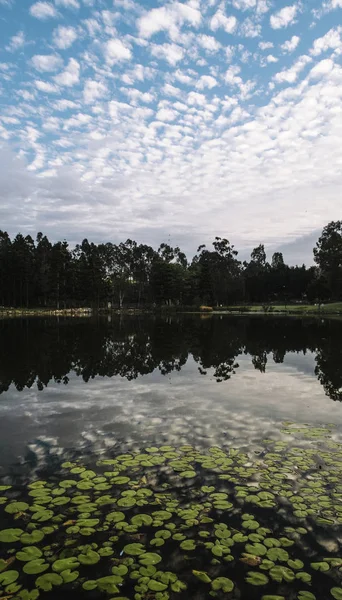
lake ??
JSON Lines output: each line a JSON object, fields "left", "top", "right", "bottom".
{"left": 0, "top": 315, "right": 342, "bottom": 600}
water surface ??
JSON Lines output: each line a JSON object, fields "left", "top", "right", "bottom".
{"left": 0, "top": 316, "right": 342, "bottom": 600}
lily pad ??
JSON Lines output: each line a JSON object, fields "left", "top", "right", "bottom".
{"left": 36, "top": 573, "right": 63, "bottom": 591}
{"left": 193, "top": 570, "right": 212, "bottom": 583}
{"left": 270, "top": 566, "right": 295, "bottom": 583}
{"left": 23, "top": 559, "right": 49, "bottom": 575}
{"left": 5, "top": 501, "right": 29, "bottom": 514}
{"left": 148, "top": 580, "right": 168, "bottom": 592}
{"left": 331, "top": 590, "right": 342, "bottom": 600}
{"left": 0, "top": 528, "right": 23, "bottom": 543}
{"left": 246, "top": 572, "right": 269, "bottom": 586}
{"left": 0, "top": 571, "right": 20, "bottom": 585}
{"left": 53, "top": 557, "right": 80, "bottom": 572}
{"left": 139, "top": 553, "right": 162, "bottom": 566}
{"left": 61, "top": 569, "right": 79, "bottom": 583}
{"left": 16, "top": 547, "right": 43, "bottom": 562}
{"left": 123, "top": 543, "right": 146, "bottom": 556}
{"left": 211, "top": 577, "right": 234, "bottom": 592}
{"left": 245, "top": 543, "right": 267, "bottom": 557}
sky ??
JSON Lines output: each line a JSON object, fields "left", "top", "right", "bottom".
{"left": 0, "top": 0, "right": 341, "bottom": 265}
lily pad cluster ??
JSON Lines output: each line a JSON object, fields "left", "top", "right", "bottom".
{"left": 0, "top": 424, "right": 342, "bottom": 600}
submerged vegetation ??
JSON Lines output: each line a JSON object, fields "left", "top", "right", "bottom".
{"left": 0, "top": 424, "right": 342, "bottom": 600}
{"left": 0, "top": 220, "right": 342, "bottom": 309}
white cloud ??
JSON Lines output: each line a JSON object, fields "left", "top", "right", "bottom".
{"left": 259, "top": 41, "right": 273, "bottom": 50}
{"left": 150, "top": 43, "right": 184, "bottom": 65}
{"left": 6, "top": 31, "right": 25, "bottom": 52}
{"left": 138, "top": 2, "right": 201, "bottom": 38}
{"left": 55, "top": 0, "right": 80, "bottom": 7}
{"left": 163, "top": 83, "right": 183, "bottom": 97}
{"left": 35, "top": 80, "right": 60, "bottom": 93}
{"left": 239, "top": 18, "right": 261, "bottom": 38}
{"left": 266, "top": 54, "right": 278, "bottom": 63}
{"left": 274, "top": 55, "right": 311, "bottom": 83}
{"left": 281, "top": 35, "right": 300, "bottom": 53}
{"left": 155, "top": 107, "right": 178, "bottom": 121}
{"left": 270, "top": 5, "right": 298, "bottom": 29}
{"left": 197, "top": 34, "right": 221, "bottom": 52}
{"left": 54, "top": 58, "right": 80, "bottom": 86}
{"left": 122, "top": 88, "right": 154, "bottom": 104}
{"left": 232, "top": 0, "right": 256, "bottom": 9}
{"left": 310, "top": 27, "right": 342, "bottom": 56}
{"left": 53, "top": 99, "right": 79, "bottom": 110}
{"left": 104, "top": 39, "right": 132, "bottom": 65}
{"left": 29, "top": 1, "right": 58, "bottom": 19}
{"left": 31, "top": 54, "right": 63, "bottom": 72}
{"left": 309, "top": 58, "right": 334, "bottom": 79}
{"left": 210, "top": 6, "right": 237, "bottom": 33}
{"left": 196, "top": 75, "right": 218, "bottom": 89}
{"left": 187, "top": 91, "right": 206, "bottom": 106}
{"left": 256, "top": 0, "right": 271, "bottom": 14}
{"left": 83, "top": 79, "right": 107, "bottom": 103}
{"left": 53, "top": 25, "right": 78, "bottom": 49}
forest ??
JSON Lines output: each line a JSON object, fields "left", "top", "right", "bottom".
{"left": 0, "top": 220, "right": 341, "bottom": 309}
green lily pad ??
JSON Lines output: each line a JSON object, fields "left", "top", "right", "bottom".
{"left": 246, "top": 572, "right": 269, "bottom": 586}
{"left": 148, "top": 580, "right": 168, "bottom": 592}
{"left": 269, "top": 566, "right": 295, "bottom": 583}
{"left": 139, "top": 553, "right": 162, "bottom": 566}
{"left": 180, "top": 539, "right": 196, "bottom": 551}
{"left": 288, "top": 559, "right": 304, "bottom": 570}
{"left": 123, "top": 543, "right": 146, "bottom": 556}
{"left": 245, "top": 543, "right": 267, "bottom": 556}
{"left": 5, "top": 501, "right": 29, "bottom": 514}
{"left": 61, "top": 569, "right": 79, "bottom": 583}
{"left": 112, "top": 565, "right": 128, "bottom": 576}
{"left": 53, "top": 557, "right": 80, "bottom": 572}
{"left": 0, "top": 528, "right": 23, "bottom": 543}
{"left": 152, "top": 511, "right": 172, "bottom": 521}
{"left": 331, "top": 589, "right": 342, "bottom": 600}
{"left": 193, "top": 570, "right": 212, "bottom": 583}
{"left": 131, "top": 514, "right": 153, "bottom": 527}
{"left": 0, "top": 571, "right": 19, "bottom": 585}
{"left": 296, "top": 572, "right": 312, "bottom": 583}
{"left": 311, "top": 562, "right": 330, "bottom": 572}
{"left": 106, "top": 511, "right": 125, "bottom": 523}
{"left": 171, "top": 580, "right": 187, "bottom": 592}
{"left": 211, "top": 577, "right": 234, "bottom": 592}
{"left": 297, "top": 593, "right": 316, "bottom": 600}
{"left": 31, "top": 510, "right": 54, "bottom": 522}
{"left": 23, "top": 559, "right": 49, "bottom": 575}
{"left": 36, "top": 573, "right": 63, "bottom": 591}
{"left": 20, "top": 529, "right": 45, "bottom": 546}
{"left": 82, "top": 580, "right": 98, "bottom": 591}
{"left": 78, "top": 550, "right": 100, "bottom": 565}
{"left": 97, "top": 576, "right": 121, "bottom": 594}
{"left": 266, "top": 548, "right": 289, "bottom": 562}
{"left": 16, "top": 547, "right": 43, "bottom": 562}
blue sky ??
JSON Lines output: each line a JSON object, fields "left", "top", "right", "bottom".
{"left": 0, "top": 0, "right": 341, "bottom": 264}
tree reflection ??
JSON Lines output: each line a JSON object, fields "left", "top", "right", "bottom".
{"left": 0, "top": 316, "right": 341, "bottom": 402}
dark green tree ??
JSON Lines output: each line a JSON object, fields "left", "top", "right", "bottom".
{"left": 314, "top": 221, "right": 342, "bottom": 299}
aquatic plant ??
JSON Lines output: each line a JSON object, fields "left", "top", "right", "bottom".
{"left": 0, "top": 424, "right": 341, "bottom": 600}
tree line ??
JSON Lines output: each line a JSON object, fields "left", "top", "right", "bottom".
{"left": 0, "top": 315, "right": 341, "bottom": 402}
{"left": 0, "top": 220, "right": 341, "bottom": 308}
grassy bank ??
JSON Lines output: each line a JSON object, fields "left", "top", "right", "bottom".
{"left": 217, "top": 302, "right": 342, "bottom": 315}
{"left": 1, "top": 302, "right": 342, "bottom": 318}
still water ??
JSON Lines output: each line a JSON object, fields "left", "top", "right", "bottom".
{"left": 0, "top": 316, "right": 342, "bottom": 600}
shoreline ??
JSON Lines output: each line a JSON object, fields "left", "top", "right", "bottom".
{"left": 0, "top": 306, "right": 341, "bottom": 318}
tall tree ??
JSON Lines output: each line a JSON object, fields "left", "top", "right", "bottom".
{"left": 314, "top": 221, "right": 342, "bottom": 299}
